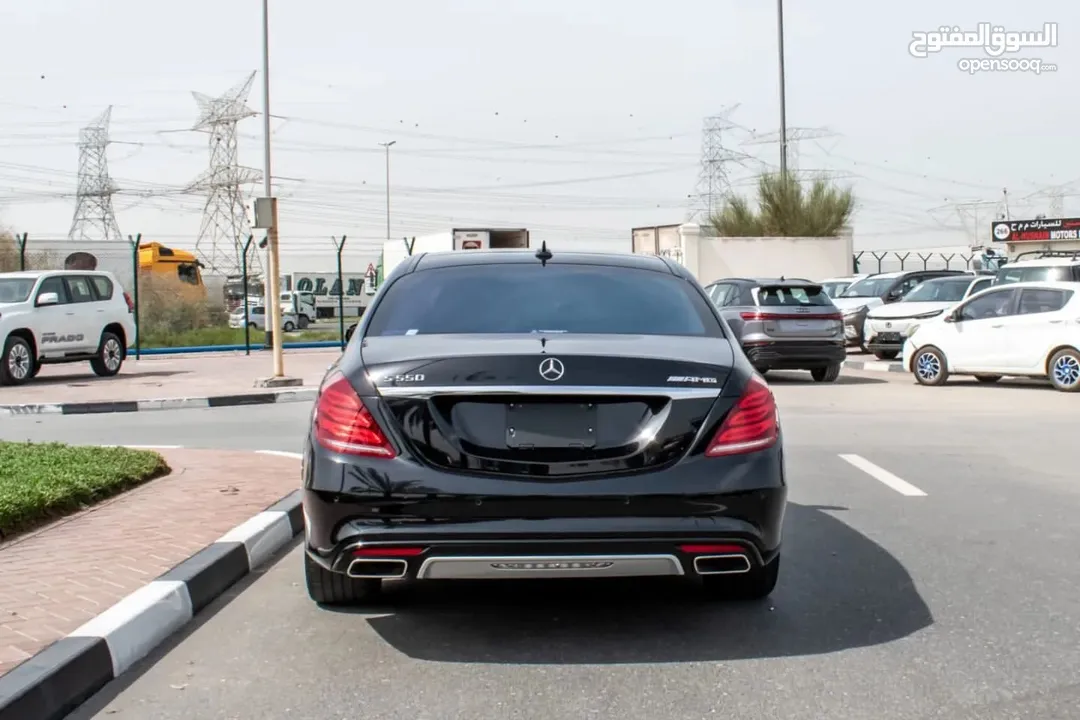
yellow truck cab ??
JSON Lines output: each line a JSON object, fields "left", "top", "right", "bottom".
{"left": 138, "top": 242, "right": 206, "bottom": 299}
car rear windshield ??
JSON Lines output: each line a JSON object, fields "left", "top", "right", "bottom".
{"left": 0, "top": 278, "right": 35, "bottom": 303}
{"left": 756, "top": 284, "right": 832, "bottom": 306}
{"left": 365, "top": 263, "right": 724, "bottom": 337}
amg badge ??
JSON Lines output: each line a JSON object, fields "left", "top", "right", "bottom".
{"left": 666, "top": 376, "right": 718, "bottom": 384}
{"left": 41, "top": 332, "right": 83, "bottom": 344}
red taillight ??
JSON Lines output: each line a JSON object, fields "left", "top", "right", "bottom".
{"left": 123, "top": 291, "right": 134, "bottom": 313}
{"left": 705, "top": 375, "right": 778, "bottom": 457}
{"left": 314, "top": 371, "right": 396, "bottom": 457}
{"left": 739, "top": 311, "right": 843, "bottom": 321}
{"left": 352, "top": 546, "right": 425, "bottom": 557}
{"left": 678, "top": 544, "right": 745, "bottom": 554}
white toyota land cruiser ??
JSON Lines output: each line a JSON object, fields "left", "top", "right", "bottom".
{"left": 0, "top": 270, "right": 137, "bottom": 386}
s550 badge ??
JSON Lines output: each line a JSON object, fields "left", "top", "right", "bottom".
{"left": 667, "top": 376, "right": 718, "bottom": 384}
{"left": 387, "top": 374, "right": 425, "bottom": 383}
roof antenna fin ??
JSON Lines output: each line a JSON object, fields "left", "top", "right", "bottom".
{"left": 535, "top": 240, "right": 552, "bottom": 267}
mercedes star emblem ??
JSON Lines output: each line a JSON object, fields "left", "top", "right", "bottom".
{"left": 538, "top": 357, "right": 565, "bottom": 381}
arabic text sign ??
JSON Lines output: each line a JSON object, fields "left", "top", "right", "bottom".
{"left": 991, "top": 218, "right": 1080, "bottom": 243}
{"left": 910, "top": 22, "right": 1057, "bottom": 59}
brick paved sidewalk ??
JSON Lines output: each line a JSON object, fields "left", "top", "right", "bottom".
{"left": 0, "top": 349, "right": 338, "bottom": 406}
{"left": 0, "top": 448, "right": 300, "bottom": 676}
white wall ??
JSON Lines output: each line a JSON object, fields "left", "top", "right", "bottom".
{"left": 674, "top": 224, "right": 854, "bottom": 283}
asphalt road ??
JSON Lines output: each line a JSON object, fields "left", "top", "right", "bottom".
{"left": 5, "top": 370, "right": 1080, "bottom": 719}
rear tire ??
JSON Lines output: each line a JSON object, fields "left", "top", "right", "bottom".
{"left": 912, "top": 346, "right": 949, "bottom": 386}
{"left": 0, "top": 336, "right": 35, "bottom": 386}
{"left": 874, "top": 350, "right": 899, "bottom": 360}
{"left": 811, "top": 363, "right": 841, "bottom": 382}
{"left": 304, "top": 553, "right": 381, "bottom": 605}
{"left": 90, "top": 331, "right": 125, "bottom": 377}
{"left": 702, "top": 555, "right": 780, "bottom": 601}
{"left": 974, "top": 374, "right": 1001, "bottom": 384}
{"left": 298, "top": 315, "right": 311, "bottom": 330}
{"left": 1048, "top": 348, "right": 1080, "bottom": 392}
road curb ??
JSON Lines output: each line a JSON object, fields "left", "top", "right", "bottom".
{"left": 842, "top": 359, "right": 906, "bottom": 374}
{"left": 0, "top": 388, "right": 318, "bottom": 417}
{"left": 0, "top": 490, "right": 304, "bottom": 720}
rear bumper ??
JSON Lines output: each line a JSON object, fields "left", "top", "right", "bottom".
{"left": 305, "top": 514, "right": 784, "bottom": 580}
{"left": 302, "top": 438, "right": 787, "bottom": 580}
{"left": 743, "top": 340, "right": 846, "bottom": 370}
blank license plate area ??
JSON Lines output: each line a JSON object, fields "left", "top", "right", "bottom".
{"left": 506, "top": 403, "right": 597, "bottom": 449}
{"left": 768, "top": 319, "right": 829, "bottom": 334}
{"left": 878, "top": 332, "right": 903, "bottom": 343}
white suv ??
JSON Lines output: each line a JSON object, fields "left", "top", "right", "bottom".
{"left": 995, "top": 251, "right": 1080, "bottom": 285}
{"left": 0, "top": 270, "right": 137, "bottom": 385}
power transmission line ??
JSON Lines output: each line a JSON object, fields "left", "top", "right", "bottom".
{"left": 688, "top": 106, "right": 744, "bottom": 223}
{"left": 67, "top": 106, "right": 123, "bottom": 245}
{"left": 186, "top": 72, "right": 262, "bottom": 277}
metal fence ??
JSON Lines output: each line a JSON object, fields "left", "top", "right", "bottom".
{"left": 1, "top": 233, "right": 356, "bottom": 356}
{"left": 853, "top": 250, "right": 986, "bottom": 274}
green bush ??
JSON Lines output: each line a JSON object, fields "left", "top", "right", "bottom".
{"left": 711, "top": 171, "right": 855, "bottom": 237}
{"left": 0, "top": 442, "right": 169, "bottom": 538}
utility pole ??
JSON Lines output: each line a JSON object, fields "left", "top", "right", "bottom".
{"left": 379, "top": 141, "right": 396, "bottom": 244}
{"left": 776, "top": 0, "right": 789, "bottom": 177}
{"left": 252, "top": 0, "right": 295, "bottom": 386}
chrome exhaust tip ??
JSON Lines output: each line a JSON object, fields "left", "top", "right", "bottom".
{"left": 345, "top": 558, "right": 409, "bottom": 579}
{"left": 693, "top": 554, "right": 752, "bottom": 575}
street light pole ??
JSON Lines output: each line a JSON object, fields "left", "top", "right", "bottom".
{"left": 776, "top": 0, "right": 789, "bottom": 177}
{"left": 379, "top": 141, "right": 396, "bottom": 244}
{"left": 261, "top": 0, "right": 284, "bottom": 377}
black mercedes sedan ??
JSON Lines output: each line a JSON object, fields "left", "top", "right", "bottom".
{"left": 301, "top": 246, "right": 787, "bottom": 605}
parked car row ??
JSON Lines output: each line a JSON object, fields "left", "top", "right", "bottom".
{"left": 703, "top": 248, "right": 1080, "bottom": 391}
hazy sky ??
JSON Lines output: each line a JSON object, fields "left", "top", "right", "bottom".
{"left": 1, "top": 0, "right": 1075, "bottom": 274}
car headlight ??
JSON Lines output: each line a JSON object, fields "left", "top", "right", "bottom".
{"left": 843, "top": 306, "right": 867, "bottom": 319}
{"left": 906, "top": 324, "right": 921, "bottom": 337}
{"left": 910, "top": 309, "right": 944, "bottom": 319}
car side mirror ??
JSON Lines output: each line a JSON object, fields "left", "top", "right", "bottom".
{"left": 35, "top": 292, "right": 59, "bottom": 307}
{"left": 344, "top": 324, "right": 356, "bottom": 342}
{"left": 943, "top": 311, "right": 957, "bottom": 323}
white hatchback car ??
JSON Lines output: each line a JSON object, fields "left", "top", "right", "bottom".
{"left": 902, "top": 281, "right": 1080, "bottom": 391}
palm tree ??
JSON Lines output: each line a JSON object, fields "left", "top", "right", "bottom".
{"left": 710, "top": 171, "right": 855, "bottom": 237}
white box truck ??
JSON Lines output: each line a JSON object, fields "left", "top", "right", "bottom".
{"left": 379, "top": 228, "right": 531, "bottom": 285}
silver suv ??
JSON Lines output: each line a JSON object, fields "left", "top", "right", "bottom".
{"left": 704, "top": 277, "right": 846, "bottom": 382}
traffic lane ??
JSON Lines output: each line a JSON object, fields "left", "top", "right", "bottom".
{"left": 768, "top": 368, "right": 1077, "bottom": 419}
{"left": 0, "top": 402, "right": 313, "bottom": 452}
{"left": 73, "top": 448, "right": 944, "bottom": 720}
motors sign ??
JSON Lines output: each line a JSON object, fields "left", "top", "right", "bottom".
{"left": 991, "top": 217, "right": 1080, "bottom": 243}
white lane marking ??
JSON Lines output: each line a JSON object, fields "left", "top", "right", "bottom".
{"left": 257, "top": 450, "right": 303, "bottom": 459}
{"left": 838, "top": 454, "right": 927, "bottom": 497}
